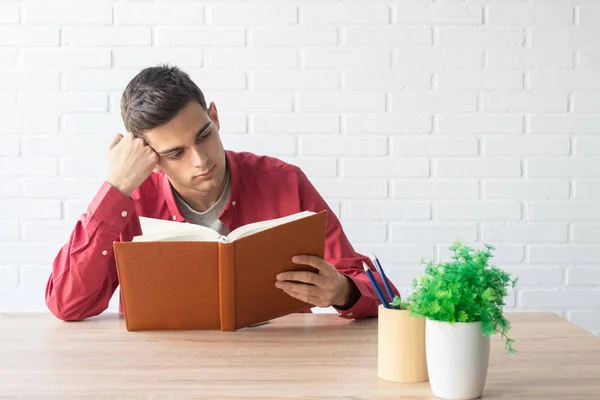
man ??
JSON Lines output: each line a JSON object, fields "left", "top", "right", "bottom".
{"left": 45, "top": 64, "right": 398, "bottom": 322}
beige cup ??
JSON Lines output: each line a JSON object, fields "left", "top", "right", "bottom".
{"left": 378, "top": 304, "right": 428, "bottom": 383}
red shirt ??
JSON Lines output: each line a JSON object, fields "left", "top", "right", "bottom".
{"left": 45, "top": 150, "right": 398, "bottom": 322}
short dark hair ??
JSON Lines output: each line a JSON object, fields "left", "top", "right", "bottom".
{"left": 121, "top": 64, "right": 207, "bottom": 137}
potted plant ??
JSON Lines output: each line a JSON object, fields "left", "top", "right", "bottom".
{"left": 402, "top": 241, "right": 517, "bottom": 400}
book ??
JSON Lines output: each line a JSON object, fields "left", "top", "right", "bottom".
{"left": 113, "top": 210, "right": 327, "bottom": 332}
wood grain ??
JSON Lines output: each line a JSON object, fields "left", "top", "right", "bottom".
{"left": 0, "top": 312, "right": 598, "bottom": 399}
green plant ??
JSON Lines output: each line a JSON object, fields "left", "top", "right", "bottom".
{"left": 401, "top": 241, "right": 518, "bottom": 354}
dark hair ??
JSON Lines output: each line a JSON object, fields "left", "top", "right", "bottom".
{"left": 121, "top": 64, "right": 207, "bottom": 137}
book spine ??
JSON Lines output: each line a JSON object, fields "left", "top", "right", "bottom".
{"left": 218, "top": 242, "right": 236, "bottom": 331}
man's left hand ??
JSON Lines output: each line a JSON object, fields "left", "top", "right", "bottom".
{"left": 275, "top": 255, "right": 357, "bottom": 308}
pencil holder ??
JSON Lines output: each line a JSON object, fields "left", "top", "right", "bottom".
{"left": 377, "top": 305, "right": 428, "bottom": 383}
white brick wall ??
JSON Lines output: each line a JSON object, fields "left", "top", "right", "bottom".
{"left": 1, "top": 0, "right": 599, "bottom": 337}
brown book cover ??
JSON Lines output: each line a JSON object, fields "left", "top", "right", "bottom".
{"left": 113, "top": 210, "right": 327, "bottom": 332}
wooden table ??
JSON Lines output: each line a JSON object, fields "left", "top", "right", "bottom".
{"left": 0, "top": 312, "right": 598, "bottom": 399}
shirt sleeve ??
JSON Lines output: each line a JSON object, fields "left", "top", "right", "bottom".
{"left": 45, "top": 182, "right": 135, "bottom": 321}
{"left": 297, "top": 170, "right": 399, "bottom": 319}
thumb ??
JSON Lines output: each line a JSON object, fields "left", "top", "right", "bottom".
{"left": 108, "top": 133, "right": 124, "bottom": 150}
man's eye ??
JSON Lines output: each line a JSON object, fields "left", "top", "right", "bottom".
{"left": 197, "top": 130, "right": 212, "bottom": 142}
{"left": 168, "top": 151, "right": 183, "bottom": 160}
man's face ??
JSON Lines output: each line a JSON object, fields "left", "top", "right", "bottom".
{"left": 143, "top": 100, "right": 227, "bottom": 197}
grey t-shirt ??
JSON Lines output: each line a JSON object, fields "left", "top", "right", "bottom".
{"left": 173, "top": 172, "right": 231, "bottom": 237}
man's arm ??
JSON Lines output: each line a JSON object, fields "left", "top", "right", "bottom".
{"left": 297, "top": 170, "right": 399, "bottom": 319}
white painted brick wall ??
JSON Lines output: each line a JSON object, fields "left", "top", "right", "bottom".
{"left": 1, "top": 0, "right": 599, "bottom": 337}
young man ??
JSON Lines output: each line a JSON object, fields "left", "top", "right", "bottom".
{"left": 45, "top": 65, "right": 398, "bottom": 322}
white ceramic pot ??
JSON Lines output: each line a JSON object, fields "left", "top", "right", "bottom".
{"left": 426, "top": 319, "right": 490, "bottom": 400}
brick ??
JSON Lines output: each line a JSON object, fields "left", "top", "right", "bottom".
{"left": 502, "top": 266, "right": 564, "bottom": 286}
{"left": 23, "top": 178, "right": 100, "bottom": 200}
{"left": 341, "top": 157, "right": 429, "bottom": 178}
{"left": 299, "top": 93, "right": 385, "bottom": 113}
{"left": 345, "top": 115, "right": 431, "bottom": 135}
{"left": 300, "top": 137, "right": 387, "bottom": 156}
{"left": 573, "top": 92, "right": 600, "bottom": 112}
{"left": 19, "top": 266, "right": 53, "bottom": 291}
{"left": 112, "top": 48, "right": 203, "bottom": 68}
{"left": 568, "top": 311, "right": 600, "bottom": 331}
{"left": 22, "top": 221, "right": 77, "bottom": 242}
{"left": 345, "top": 27, "right": 431, "bottom": 47}
{"left": 188, "top": 70, "right": 247, "bottom": 90}
{"left": 391, "top": 93, "right": 477, "bottom": 113}
{"left": 439, "top": 115, "right": 523, "bottom": 134}
{"left": 65, "top": 200, "right": 87, "bottom": 221}
{"left": 530, "top": 115, "right": 600, "bottom": 134}
{"left": 0, "top": 92, "right": 15, "bottom": 110}
{"left": 251, "top": 27, "right": 337, "bottom": 46}
{"left": 487, "top": 4, "right": 573, "bottom": 25}
{"left": 0, "top": 244, "right": 62, "bottom": 264}
{"left": 390, "top": 223, "right": 478, "bottom": 243}
{"left": 23, "top": 134, "right": 106, "bottom": 158}
{"left": 303, "top": 48, "right": 390, "bottom": 68}
{"left": 579, "top": 4, "right": 600, "bottom": 25}
{"left": 393, "top": 181, "right": 479, "bottom": 199}
{"left": 0, "top": 220, "right": 18, "bottom": 240}
{"left": 0, "top": 50, "right": 19, "bottom": 68}
{"left": 344, "top": 201, "right": 431, "bottom": 220}
{"left": 59, "top": 158, "right": 107, "bottom": 179}
{"left": 0, "top": 200, "right": 60, "bottom": 220}
{"left": 481, "top": 93, "right": 567, "bottom": 112}
{"left": 532, "top": 27, "right": 600, "bottom": 48}
{"left": 156, "top": 28, "right": 245, "bottom": 46}
{"left": 433, "top": 158, "right": 521, "bottom": 178}
{"left": 521, "top": 289, "right": 600, "bottom": 307}
{"left": 354, "top": 245, "right": 433, "bottom": 265}
{"left": 528, "top": 158, "right": 600, "bottom": 178}
{"left": 218, "top": 114, "right": 247, "bottom": 134}
{"left": 344, "top": 71, "right": 431, "bottom": 91}
{"left": 439, "top": 28, "right": 524, "bottom": 48}
{"left": 0, "top": 267, "right": 19, "bottom": 289}
{"left": 0, "top": 136, "right": 19, "bottom": 156}
{"left": 24, "top": 4, "right": 112, "bottom": 24}
{"left": 572, "top": 224, "right": 600, "bottom": 242}
{"left": 482, "top": 222, "right": 567, "bottom": 242}
{"left": 574, "top": 138, "right": 600, "bottom": 156}
{"left": 252, "top": 70, "right": 339, "bottom": 91}
{"left": 0, "top": 115, "right": 58, "bottom": 134}
{"left": 279, "top": 157, "right": 337, "bottom": 178}
{"left": 439, "top": 243, "right": 524, "bottom": 263}
{"left": 341, "top": 223, "right": 387, "bottom": 244}
{"left": 529, "top": 72, "right": 600, "bottom": 90}
{"left": 210, "top": 93, "right": 292, "bottom": 112}
{"left": 436, "top": 202, "right": 521, "bottom": 220}
{"left": 0, "top": 178, "right": 20, "bottom": 198}
{"left": 311, "top": 178, "right": 388, "bottom": 199}
{"left": 574, "top": 181, "right": 600, "bottom": 199}
{"left": 439, "top": 71, "right": 522, "bottom": 91}
{"left": 0, "top": 157, "right": 57, "bottom": 177}
{"left": 484, "top": 137, "right": 569, "bottom": 156}
{"left": 62, "top": 27, "right": 151, "bottom": 46}
{"left": 115, "top": 3, "right": 203, "bottom": 25}
{"left": 205, "top": 49, "right": 297, "bottom": 68}
{"left": 302, "top": 4, "right": 389, "bottom": 24}
{"left": 0, "top": 4, "right": 18, "bottom": 24}
{"left": 62, "top": 114, "right": 124, "bottom": 135}
{"left": 18, "top": 93, "right": 107, "bottom": 113}
{"left": 252, "top": 114, "right": 339, "bottom": 134}
{"left": 488, "top": 50, "right": 574, "bottom": 69}
{"left": 22, "top": 49, "right": 111, "bottom": 69}
{"left": 395, "top": 49, "right": 482, "bottom": 69}
{"left": 209, "top": 4, "right": 296, "bottom": 25}
{"left": 484, "top": 181, "right": 569, "bottom": 200}
{"left": 393, "top": 137, "right": 477, "bottom": 156}
{"left": 64, "top": 70, "right": 138, "bottom": 91}
{"left": 395, "top": 3, "right": 482, "bottom": 24}
{"left": 220, "top": 135, "right": 296, "bottom": 157}
{"left": 580, "top": 50, "right": 600, "bottom": 68}
{"left": 0, "top": 27, "right": 58, "bottom": 46}
{"left": 528, "top": 202, "right": 600, "bottom": 220}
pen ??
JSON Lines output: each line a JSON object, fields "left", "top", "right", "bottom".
{"left": 362, "top": 262, "right": 391, "bottom": 309}
{"left": 372, "top": 252, "right": 399, "bottom": 309}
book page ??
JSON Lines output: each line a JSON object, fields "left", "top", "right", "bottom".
{"left": 226, "top": 211, "right": 315, "bottom": 241}
{"left": 133, "top": 217, "right": 220, "bottom": 242}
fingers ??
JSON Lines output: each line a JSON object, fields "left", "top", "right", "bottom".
{"left": 279, "top": 286, "right": 323, "bottom": 307}
{"left": 276, "top": 271, "right": 324, "bottom": 286}
{"left": 108, "top": 133, "right": 124, "bottom": 150}
{"left": 291, "top": 255, "right": 331, "bottom": 273}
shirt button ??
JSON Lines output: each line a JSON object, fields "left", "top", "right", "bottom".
{"left": 121, "top": 211, "right": 127, "bottom": 217}
{"left": 102, "top": 250, "right": 108, "bottom": 256}
{"left": 232, "top": 201, "right": 236, "bottom": 206}
{"left": 172, "top": 215, "right": 177, "bottom": 220}
{"left": 347, "top": 312, "right": 353, "bottom": 317}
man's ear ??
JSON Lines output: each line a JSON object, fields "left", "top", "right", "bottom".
{"left": 208, "top": 101, "right": 220, "bottom": 131}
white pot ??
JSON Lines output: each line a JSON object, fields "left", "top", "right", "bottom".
{"left": 426, "top": 319, "right": 490, "bottom": 400}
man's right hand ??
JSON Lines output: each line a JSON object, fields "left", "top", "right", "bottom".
{"left": 106, "top": 133, "right": 159, "bottom": 197}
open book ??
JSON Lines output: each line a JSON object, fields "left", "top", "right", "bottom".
{"left": 113, "top": 210, "right": 327, "bottom": 332}
{"left": 134, "top": 210, "right": 315, "bottom": 243}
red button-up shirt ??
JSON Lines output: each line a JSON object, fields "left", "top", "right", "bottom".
{"left": 45, "top": 150, "right": 398, "bottom": 322}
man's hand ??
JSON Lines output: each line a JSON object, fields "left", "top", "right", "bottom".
{"left": 275, "top": 255, "right": 359, "bottom": 309}
{"left": 106, "top": 132, "right": 158, "bottom": 197}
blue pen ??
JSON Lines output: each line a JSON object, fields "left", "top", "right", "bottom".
{"left": 362, "top": 262, "right": 391, "bottom": 309}
{"left": 372, "top": 252, "right": 399, "bottom": 309}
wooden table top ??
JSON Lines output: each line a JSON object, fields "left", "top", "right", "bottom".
{"left": 0, "top": 312, "right": 598, "bottom": 399}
